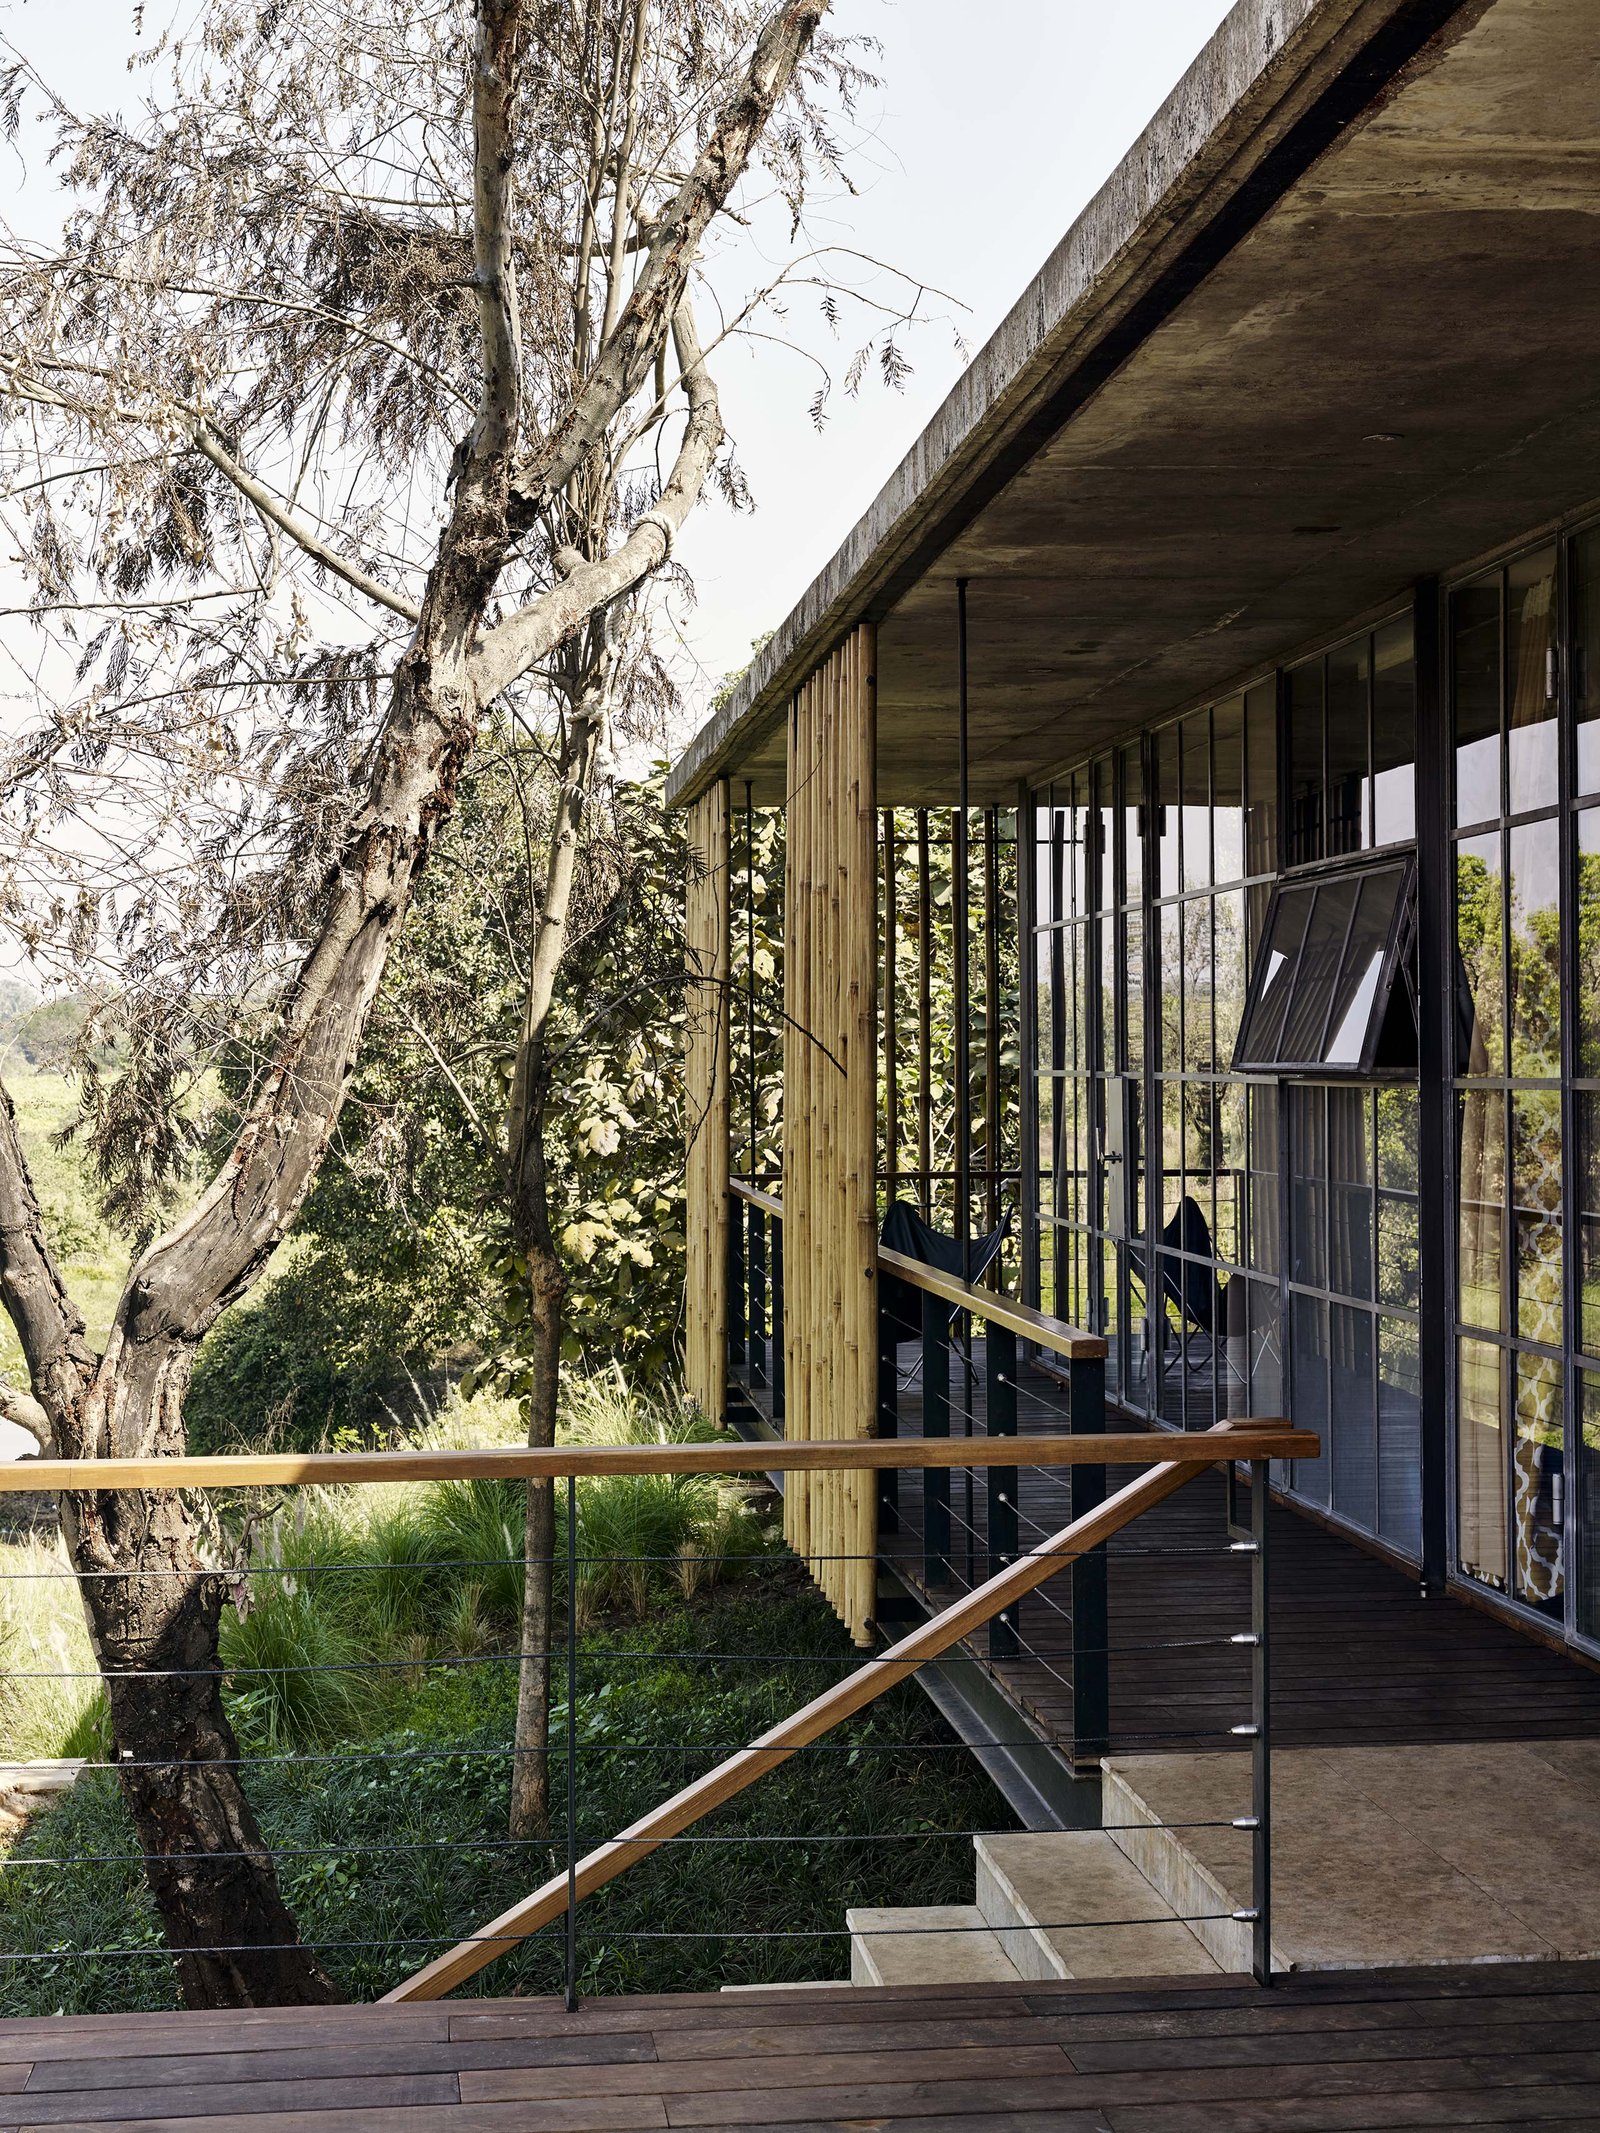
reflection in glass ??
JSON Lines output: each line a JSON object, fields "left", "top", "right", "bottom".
{"left": 1292, "top": 1293, "right": 1330, "bottom": 1505}
{"left": 1456, "top": 832, "right": 1504, "bottom": 1076}
{"left": 1508, "top": 823, "right": 1561, "bottom": 1078}
{"left": 1287, "top": 656, "right": 1325, "bottom": 865}
{"left": 1238, "top": 887, "right": 1309, "bottom": 1066}
{"left": 1323, "top": 871, "right": 1400, "bottom": 1066}
{"left": 1182, "top": 714, "right": 1210, "bottom": 892}
{"left": 1279, "top": 877, "right": 1359, "bottom": 1064}
{"left": 1372, "top": 619, "right": 1417, "bottom": 845}
{"left": 1576, "top": 530, "right": 1600, "bottom": 798}
{"left": 1213, "top": 696, "right": 1245, "bottom": 884}
{"left": 1457, "top": 1088, "right": 1506, "bottom": 1333}
{"left": 1216, "top": 1081, "right": 1246, "bottom": 1265}
{"left": 1157, "top": 726, "right": 1181, "bottom": 898}
{"left": 1247, "top": 1083, "right": 1281, "bottom": 1276}
{"left": 1331, "top": 1303, "right": 1377, "bottom": 1531}
{"left": 1580, "top": 1374, "right": 1600, "bottom": 1645}
{"left": 1245, "top": 679, "right": 1278, "bottom": 877}
{"left": 1579, "top": 810, "right": 1600, "bottom": 1076}
{"left": 1159, "top": 905, "right": 1182, "bottom": 1071}
{"left": 1328, "top": 1085, "right": 1374, "bottom": 1303}
{"left": 1376, "top": 1086, "right": 1420, "bottom": 1315}
{"left": 1378, "top": 1316, "right": 1422, "bottom": 1554}
{"left": 1037, "top": 1074, "right": 1056, "bottom": 1223}
{"left": 1327, "top": 636, "right": 1370, "bottom": 855}
{"left": 1182, "top": 900, "right": 1214, "bottom": 1071}
{"left": 1098, "top": 919, "right": 1116, "bottom": 1074}
{"left": 1291, "top": 1085, "right": 1327, "bottom": 1289}
{"left": 1458, "top": 1336, "right": 1507, "bottom": 1590}
{"left": 1512, "top": 1349, "right": 1564, "bottom": 1616}
{"left": 1213, "top": 890, "right": 1246, "bottom": 1066}
{"left": 1452, "top": 572, "right": 1500, "bottom": 826}
{"left": 1506, "top": 547, "right": 1558, "bottom": 816}
{"left": 1120, "top": 744, "right": 1143, "bottom": 906}
{"left": 1581, "top": 1094, "right": 1600, "bottom": 1359}
{"left": 1512, "top": 1089, "right": 1563, "bottom": 1347}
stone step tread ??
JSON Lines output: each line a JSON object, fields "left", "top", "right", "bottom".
{"left": 846, "top": 1904, "right": 1026, "bottom": 1988}
{"left": 975, "top": 1830, "right": 1224, "bottom": 1980}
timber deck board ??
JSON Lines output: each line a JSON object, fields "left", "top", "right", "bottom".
{"left": 3, "top": 1965, "right": 1599, "bottom": 2128}
{"left": 874, "top": 1354, "right": 1600, "bottom": 1753}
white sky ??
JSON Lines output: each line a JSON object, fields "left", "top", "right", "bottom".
{"left": 0, "top": 0, "right": 1234, "bottom": 724}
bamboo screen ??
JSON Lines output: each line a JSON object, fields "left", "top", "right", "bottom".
{"left": 683, "top": 779, "right": 730, "bottom": 1426}
{"left": 783, "top": 623, "right": 879, "bottom": 1644}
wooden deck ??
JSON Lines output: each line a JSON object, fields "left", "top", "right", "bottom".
{"left": 871, "top": 1350, "right": 1600, "bottom": 1757}
{"left": 4, "top": 1963, "right": 1600, "bottom": 2127}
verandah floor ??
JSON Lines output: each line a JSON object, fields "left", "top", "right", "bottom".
{"left": 873, "top": 1349, "right": 1600, "bottom": 1758}
{"left": 5, "top": 1963, "right": 1600, "bottom": 2128}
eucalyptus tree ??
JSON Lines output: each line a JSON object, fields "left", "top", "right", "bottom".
{"left": 0, "top": 0, "right": 858, "bottom": 2007}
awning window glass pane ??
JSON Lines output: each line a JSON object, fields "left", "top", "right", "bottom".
{"left": 1233, "top": 858, "right": 1413, "bottom": 1074}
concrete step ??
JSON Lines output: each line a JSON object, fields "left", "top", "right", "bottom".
{"left": 1101, "top": 1757, "right": 1261, "bottom": 1973}
{"left": 846, "top": 1904, "right": 1025, "bottom": 1987}
{"left": 973, "top": 1830, "right": 1224, "bottom": 1981}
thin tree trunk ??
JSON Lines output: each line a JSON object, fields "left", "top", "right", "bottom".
{"left": 63, "top": 1484, "right": 339, "bottom": 2007}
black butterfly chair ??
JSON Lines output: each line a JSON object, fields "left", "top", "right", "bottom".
{"left": 1128, "top": 1194, "right": 1227, "bottom": 1368}
{"left": 878, "top": 1199, "right": 1014, "bottom": 1367}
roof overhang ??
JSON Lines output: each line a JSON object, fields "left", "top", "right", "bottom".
{"left": 668, "top": 0, "right": 1600, "bottom": 807}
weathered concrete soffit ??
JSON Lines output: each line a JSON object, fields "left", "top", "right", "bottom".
{"left": 667, "top": 0, "right": 1600, "bottom": 808}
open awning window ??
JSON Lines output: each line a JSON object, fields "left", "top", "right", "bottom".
{"left": 1233, "top": 856, "right": 1416, "bottom": 1075}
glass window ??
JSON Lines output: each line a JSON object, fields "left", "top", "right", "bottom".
{"left": 1292, "top": 1293, "right": 1331, "bottom": 1505}
{"left": 1244, "top": 679, "right": 1278, "bottom": 877}
{"left": 1181, "top": 713, "right": 1211, "bottom": 891}
{"left": 1579, "top": 809, "right": 1600, "bottom": 1077}
{"left": 1290, "top": 1085, "right": 1327, "bottom": 1290}
{"left": 1581, "top": 1093, "right": 1600, "bottom": 1360}
{"left": 1234, "top": 861, "right": 1412, "bottom": 1074}
{"left": 1372, "top": 619, "right": 1417, "bottom": 846}
{"left": 1213, "top": 696, "right": 1245, "bottom": 884}
{"left": 1511, "top": 1089, "right": 1563, "bottom": 1347}
{"left": 1457, "top": 1088, "right": 1506, "bottom": 1334}
{"left": 1512, "top": 1349, "right": 1564, "bottom": 1616}
{"left": 1328, "top": 1085, "right": 1374, "bottom": 1303}
{"left": 1286, "top": 657, "right": 1325, "bottom": 866}
{"left": 1507, "top": 822, "right": 1562, "bottom": 1079}
{"left": 1331, "top": 1303, "right": 1377, "bottom": 1531}
{"left": 1575, "top": 528, "right": 1600, "bottom": 799}
{"left": 1458, "top": 1337, "right": 1508, "bottom": 1591}
{"left": 1453, "top": 573, "right": 1501, "bottom": 827}
{"left": 1181, "top": 900, "right": 1214, "bottom": 1072}
{"left": 1580, "top": 1373, "right": 1600, "bottom": 1646}
{"left": 1455, "top": 831, "right": 1504, "bottom": 1076}
{"left": 1156, "top": 725, "right": 1181, "bottom": 898}
{"left": 1327, "top": 636, "right": 1370, "bottom": 856}
{"left": 1506, "top": 547, "right": 1558, "bottom": 816}
{"left": 1376, "top": 1086, "right": 1420, "bottom": 1311}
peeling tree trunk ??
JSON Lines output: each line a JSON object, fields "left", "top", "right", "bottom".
{"left": 64, "top": 1486, "right": 339, "bottom": 2008}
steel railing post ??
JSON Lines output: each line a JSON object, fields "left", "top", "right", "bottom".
{"left": 987, "top": 1324, "right": 1018, "bottom": 1658}
{"left": 748, "top": 1204, "right": 767, "bottom": 1391}
{"left": 877, "top": 1284, "right": 900, "bottom": 1533}
{"left": 728, "top": 1196, "right": 746, "bottom": 1372}
{"left": 1069, "top": 1352, "right": 1109, "bottom": 1771}
{"left": 564, "top": 1472, "right": 579, "bottom": 2013}
{"left": 1252, "top": 1455, "right": 1272, "bottom": 1987}
{"left": 771, "top": 1215, "right": 785, "bottom": 1425}
{"left": 922, "top": 1289, "right": 950, "bottom": 1582}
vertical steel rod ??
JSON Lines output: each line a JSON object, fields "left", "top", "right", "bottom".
{"left": 745, "top": 781, "right": 758, "bottom": 1180}
{"left": 564, "top": 1471, "right": 579, "bottom": 2013}
{"left": 987, "top": 1325, "right": 1018, "bottom": 1657}
{"left": 955, "top": 580, "right": 974, "bottom": 1587}
{"left": 1252, "top": 1456, "right": 1273, "bottom": 1987}
{"left": 922, "top": 1289, "right": 951, "bottom": 1582}
{"left": 884, "top": 807, "right": 899, "bottom": 1203}
{"left": 771, "top": 1213, "right": 785, "bottom": 1425}
{"left": 1069, "top": 1352, "right": 1110, "bottom": 1771}
{"left": 983, "top": 807, "right": 1002, "bottom": 1245}
{"left": 916, "top": 809, "right": 933, "bottom": 1220}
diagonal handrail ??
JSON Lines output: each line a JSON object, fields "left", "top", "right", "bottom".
{"left": 381, "top": 1421, "right": 1275, "bottom": 2003}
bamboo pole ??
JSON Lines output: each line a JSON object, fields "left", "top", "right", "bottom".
{"left": 683, "top": 781, "right": 731, "bottom": 1425}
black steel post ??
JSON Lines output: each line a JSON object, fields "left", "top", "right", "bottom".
{"left": 922, "top": 1288, "right": 951, "bottom": 1582}
{"left": 728, "top": 1197, "right": 745, "bottom": 1372}
{"left": 1069, "top": 1352, "right": 1109, "bottom": 1769}
{"left": 748, "top": 1204, "right": 767, "bottom": 1391}
{"left": 564, "top": 1472, "right": 579, "bottom": 2012}
{"left": 771, "top": 1215, "right": 785, "bottom": 1425}
{"left": 877, "top": 1285, "right": 900, "bottom": 1533}
{"left": 1412, "top": 577, "right": 1450, "bottom": 1595}
{"left": 956, "top": 580, "right": 975, "bottom": 1587}
{"left": 1250, "top": 1455, "right": 1272, "bottom": 1987}
{"left": 987, "top": 1324, "right": 1018, "bottom": 1658}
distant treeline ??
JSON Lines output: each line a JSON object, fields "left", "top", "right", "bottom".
{"left": 0, "top": 983, "right": 94, "bottom": 1070}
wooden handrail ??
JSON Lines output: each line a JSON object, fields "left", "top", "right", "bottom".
{"left": 729, "top": 1177, "right": 1103, "bottom": 1363}
{"left": 382, "top": 1421, "right": 1270, "bottom": 2002}
{"left": 0, "top": 1427, "right": 1316, "bottom": 1494}
{"left": 729, "top": 1176, "right": 783, "bottom": 1218}
{"left": 877, "top": 1245, "right": 1105, "bottom": 1363}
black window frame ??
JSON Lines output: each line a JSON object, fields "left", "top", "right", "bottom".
{"left": 1232, "top": 851, "right": 1418, "bottom": 1078}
